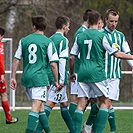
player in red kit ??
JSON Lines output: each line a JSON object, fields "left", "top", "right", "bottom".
{"left": 0, "top": 28, "right": 18, "bottom": 124}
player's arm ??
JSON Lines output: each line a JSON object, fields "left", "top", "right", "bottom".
{"left": 10, "top": 40, "right": 22, "bottom": 90}
{"left": 0, "top": 55, "right": 5, "bottom": 82}
{"left": 69, "top": 39, "right": 79, "bottom": 82}
{"left": 113, "top": 52, "right": 133, "bottom": 59}
{"left": 103, "top": 36, "right": 133, "bottom": 60}
{"left": 59, "top": 39, "right": 69, "bottom": 86}
{"left": 0, "top": 56, "right": 5, "bottom": 75}
{"left": 47, "top": 41, "right": 59, "bottom": 88}
{"left": 10, "top": 59, "right": 20, "bottom": 90}
{"left": 121, "top": 37, "right": 133, "bottom": 73}
{"left": 50, "top": 62, "right": 58, "bottom": 86}
{"left": 69, "top": 55, "right": 76, "bottom": 82}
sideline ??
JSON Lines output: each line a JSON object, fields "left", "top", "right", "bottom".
{"left": 0, "top": 106, "right": 133, "bottom": 110}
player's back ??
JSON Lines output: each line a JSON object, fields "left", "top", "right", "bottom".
{"left": 77, "top": 29, "right": 106, "bottom": 83}
{"left": 21, "top": 33, "right": 51, "bottom": 87}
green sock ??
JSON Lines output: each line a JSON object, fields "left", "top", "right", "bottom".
{"left": 25, "top": 111, "right": 39, "bottom": 133}
{"left": 108, "top": 108, "right": 116, "bottom": 132}
{"left": 95, "top": 108, "right": 109, "bottom": 133}
{"left": 86, "top": 103, "right": 99, "bottom": 125}
{"left": 74, "top": 109, "right": 83, "bottom": 133}
{"left": 39, "top": 111, "right": 50, "bottom": 133}
{"left": 61, "top": 106, "right": 75, "bottom": 133}
{"left": 45, "top": 105, "right": 52, "bottom": 118}
{"left": 35, "top": 105, "right": 52, "bottom": 133}
{"left": 69, "top": 102, "right": 77, "bottom": 120}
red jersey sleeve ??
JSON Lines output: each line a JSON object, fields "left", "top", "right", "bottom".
{"left": 0, "top": 42, "right": 5, "bottom": 75}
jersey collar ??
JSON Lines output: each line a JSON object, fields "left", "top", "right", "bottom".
{"left": 104, "top": 27, "right": 116, "bottom": 34}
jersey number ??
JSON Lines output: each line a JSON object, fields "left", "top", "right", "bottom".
{"left": 84, "top": 40, "right": 92, "bottom": 59}
{"left": 41, "top": 90, "right": 46, "bottom": 99}
{"left": 28, "top": 44, "right": 37, "bottom": 64}
{"left": 54, "top": 94, "right": 62, "bottom": 101}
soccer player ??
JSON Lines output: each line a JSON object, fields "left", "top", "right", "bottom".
{"left": 83, "top": 15, "right": 105, "bottom": 133}
{"left": 84, "top": 9, "right": 133, "bottom": 133}
{"left": 36, "top": 15, "right": 75, "bottom": 133}
{"left": 69, "top": 8, "right": 94, "bottom": 120}
{"left": 69, "top": 10, "right": 133, "bottom": 133}
{"left": 0, "top": 28, "right": 18, "bottom": 124}
{"left": 10, "top": 15, "right": 59, "bottom": 133}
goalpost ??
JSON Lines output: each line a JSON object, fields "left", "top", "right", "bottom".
{"left": 2, "top": 38, "right": 16, "bottom": 111}
{"left": 1, "top": 38, "right": 133, "bottom": 111}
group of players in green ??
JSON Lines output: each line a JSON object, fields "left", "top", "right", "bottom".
{"left": 9, "top": 8, "right": 133, "bottom": 133}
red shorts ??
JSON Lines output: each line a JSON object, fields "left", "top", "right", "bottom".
{"left": 0, "top": 79, "right": 7, "bottom": 93}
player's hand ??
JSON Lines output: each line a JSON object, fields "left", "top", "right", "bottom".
{"left": 54, "top": 82, "right": 64, "bottom": 92}
{"left": 10, "top": 78, "right": 17, "bottom": 90}
{"left": 54, "top": 82, "right": 60, "bottom": 92}
{"left": 69, "top": 74, "right": 76, "bottom": 82}
{"left": 59, "top": 83, "right": 64, "bottom": 90}
{"left": 55, "top": 84, "right": 64, "bottom": 92}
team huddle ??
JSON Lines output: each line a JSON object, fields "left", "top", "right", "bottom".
{"left": 8, "top": 8, "right": 133, "bottom": 133}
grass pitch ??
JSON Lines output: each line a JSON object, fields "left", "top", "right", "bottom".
{"left": 0, "top": 109, "right": 133, "bottom": 133}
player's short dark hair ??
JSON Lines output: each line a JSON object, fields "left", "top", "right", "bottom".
{"left": 83, "top": 9, "right": 93, "bottom": 21}
{"left": 106, "top": 9, "right": 119, "bottom": 19}
{"left": 88, "top": 10, "right": 101, "bottom": 25}
{"left": 32, "top": 15, "right": 47, "bottom": 31}
{"left": 0, "top": 28, "right": 5, "bottom": 36}
{"left": 55, "top": 15, "right": 70, "bottom": 29}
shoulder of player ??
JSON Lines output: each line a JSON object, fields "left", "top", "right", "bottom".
{"left": 115, "top": 29, "right": 125, "bottom": 36}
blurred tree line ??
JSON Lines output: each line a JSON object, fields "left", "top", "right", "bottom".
{"left": 0, "top": 0, "right": 133, "bottom": 103}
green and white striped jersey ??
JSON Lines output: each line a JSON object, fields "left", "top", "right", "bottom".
{"left": 14, "top": 33, "right": 58, "bottom": 87}
{"left": 70, "top": 29, "right": 118, "bottom": 82}
{"left": 73, "top": 25, "right": 88, "bottom": 73}
{"left": 103, "top": 27, "right": 131, "bottom": 79}
{"left": 49, "top": 32, "right": 69, "bottom": 85}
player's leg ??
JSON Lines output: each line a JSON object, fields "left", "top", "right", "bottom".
{"left": 69, "top": 94, "right": 78, "bottom": 120}
{"left": 108, "top": 103, "right": 116, "bottom": 133}
{"left": 45, "top": 101, "right": 55, "bottom": 117}
{"left": 60, "top": 102, "right": 75, "bottom": 133}
{"left": 108, "top": 79, "right": 120, "bottom": 133}
{"left": 83, "top": 87, "right": 98, "bottom": 133}
{"left": 0, "top": 80, "right": 18, "bottom": 124}
{"left": 73, "top": 82, "right": 90, "bottom": 133}
{"left": 74, "top": 97, "right": 88, "bottom": 133}
{"left": 84, "top": 102, "right": 99, "bottom": 133}
{"left": 25, "top": 87, "right": 50, "bottom": 133}
{"left": 36, "top": 85, "right": 56, "bottom": 133}
{"left": 91, "top": 81, "right": 110, "bottom": 133}
{"left": 69, "top": 77, "right": 78, "bottom": 120}
{"left": 39, "top": 102, "right": 51, "bottom": 133}
{"left": 36, "top": 100, "right": 55, "bottom": 133}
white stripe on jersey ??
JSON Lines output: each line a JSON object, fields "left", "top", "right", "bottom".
{"left": 47, "top": 42, "right": 59, "bottom": 62}
{"left": 110, "top": 56, "right": 114, "bottom": 78}
{"left": 59, "top": 58, "right": 66, "bottom": 84}
{"left": 117, "top": 59, "right": 121, "bottom": 77}
{"left": 59, "top": 40, "right": 69, "bottom": 58}
{"left": 14, "top": 40, "right": 22, "bottom": 60}
{"left": 105, "top": 51, "right": 108, "bottom": 78}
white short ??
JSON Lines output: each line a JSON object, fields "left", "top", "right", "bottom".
{"left": 70, "top": 74, "right": 81, "bottom": 95}
{"left": 24, "top": 86, "right": 47, "bottom": 102}
{"left": 107, "top": 78, "right": 120, "bottom": 101}
{"left": 47, "top": 85, "right": 68, "bottom": 104}
{"left": 78, "top": 81, "right": 109, "bottom": 99}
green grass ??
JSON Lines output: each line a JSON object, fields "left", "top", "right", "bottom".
{"left": 0, "top": 109, "right": 133, "bottom": 133}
